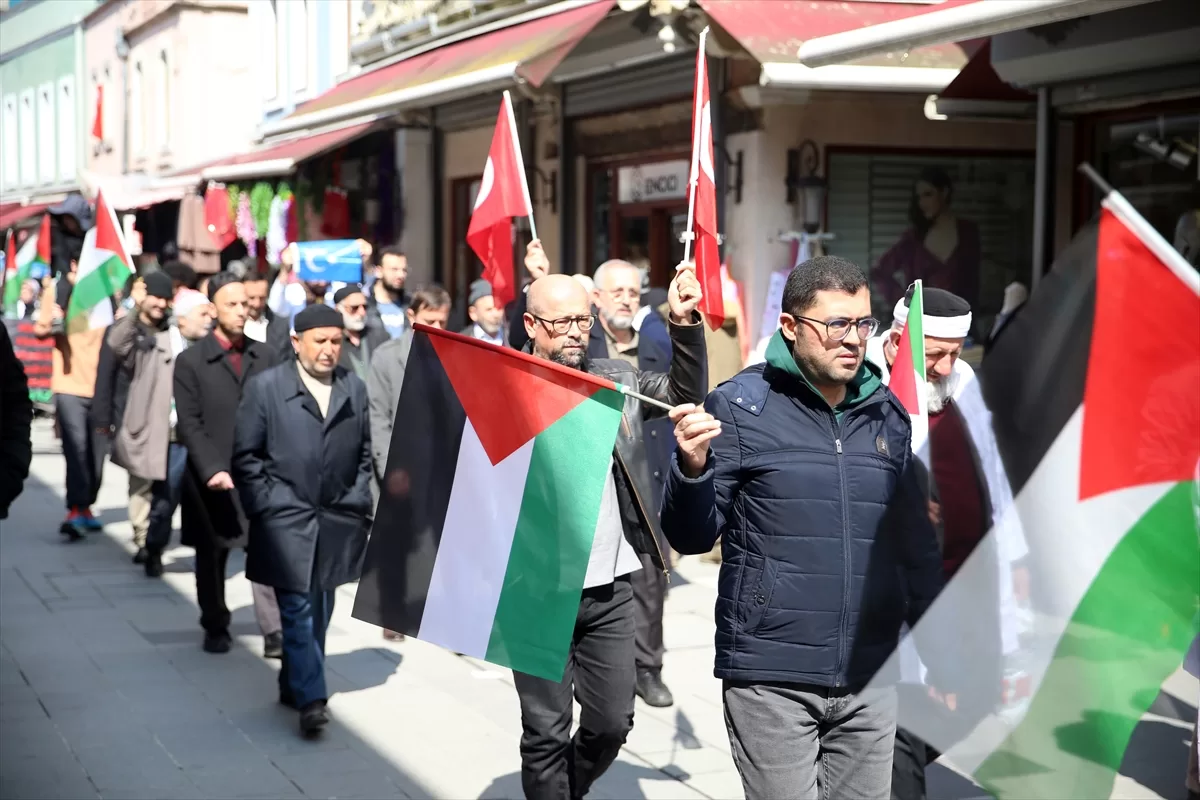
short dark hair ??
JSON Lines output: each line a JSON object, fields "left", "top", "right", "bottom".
{"left": 242, "top": 271, "right": 268, "bottom": 284}
{"left": 378, "top": 246, "right": 406, "bottom": 262}
{"left": 162, "top": 260, "right": 198, "bottom": 290}
{"left": 206, "top": 272, "right": 241, "bottom": 302}
{"left": 159, "top": 240, "right": 179, "bottom": 263}
{"left": 409, "top": 284, "right": 451, "bottom": 314}
{"left": 782, "top": 256, "right": 868, "bottom": 316}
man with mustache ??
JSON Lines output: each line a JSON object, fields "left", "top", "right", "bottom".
{"left": 866, "top": 286, "right": 1028, "bottom": 800}
{"left": 512, "top": 241, "right": 706, "bottom": 800}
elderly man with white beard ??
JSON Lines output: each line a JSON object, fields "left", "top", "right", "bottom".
{"left": 865, "top": 286, "right": 1029, "bottom": 800}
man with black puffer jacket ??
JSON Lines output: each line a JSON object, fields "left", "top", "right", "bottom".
{"left": 0, "top": 324, "right": 33, "bottom": 520}
{"left": 662, "top": 256, "right": 944, "bottom": 800}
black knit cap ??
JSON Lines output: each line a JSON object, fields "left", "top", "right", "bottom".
{"left": 904, "top": 284, "right": 971, "bottom": 317}
{"left": 292, "top": 303, "right": 343, "bottom": 333}
{"left": 143, "top": 271, "right": 175, "bottom": 300}
{"left": 332, "top": 284, "right": 365, "bottom": 306}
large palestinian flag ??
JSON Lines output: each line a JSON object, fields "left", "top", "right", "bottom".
{"left": 66, "top": 191, "right": 132, "bottom": 334}
{"left": 862, "top": 189, "right": 1199, "bottom": 798}
{"left": 352, "top": 325, "right": 627, "bottom": 681}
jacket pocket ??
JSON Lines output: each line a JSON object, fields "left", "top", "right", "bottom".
{"left": 740, "top": 557, "right": 778, "bottom": 635}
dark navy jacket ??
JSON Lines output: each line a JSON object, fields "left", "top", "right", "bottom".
{"left": 661, "top": 355, "right": 943, "bottom": 689}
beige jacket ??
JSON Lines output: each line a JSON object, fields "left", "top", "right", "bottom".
{"left": 107, "top": 313, "right": 176, "bottom": 480}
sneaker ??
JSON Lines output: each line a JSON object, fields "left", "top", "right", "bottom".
{"left": 78, "top": 508, "right": 103, "bottom": 532}
{"left": 299, "top": 701, "right": 329, "bottom": 737}
{"left": 143, "top": 550, "right": 164, "bottom": 578}
{"left": 60, "top": 511, "right": 86, "bottom": 541}
{"left": 203, "top": 630, "right": 232, "bottom": 654}
{"left": 635, "top": 670, "right": 674, "bottom": 708}
{"left": 263, "top": 632, "right": 283, "bottom": 659}
{"left": 132, "top": 547, "right": 148, "bottom": 565}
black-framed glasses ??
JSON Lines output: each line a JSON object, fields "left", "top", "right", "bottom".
{"left": 531, "top": 313, "right": 595, "bottom": 335}
{"left": 794, "top": 315, "right": 879, "bottom": 342}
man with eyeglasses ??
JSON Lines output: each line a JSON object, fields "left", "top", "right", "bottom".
{"left": 662, "top": 256, "right": 944, "bottom": 800}
{"left": 513, "top": 242, "right": 706, "bottom": 800}
{"left": 334, "top": 284, "right": 389, "bottom": 381}
{"left": 590, "top": 258, "right": 678, "bottom": 709}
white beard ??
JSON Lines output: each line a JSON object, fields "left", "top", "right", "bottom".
{"left": 927, "top": 371, "right": 958, "bottom": 414}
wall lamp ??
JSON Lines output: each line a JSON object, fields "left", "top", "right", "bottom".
{"left": 786, "top": 139, "right": 826, "bottom": 233}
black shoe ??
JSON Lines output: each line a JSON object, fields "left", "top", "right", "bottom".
{"left": 263, "top": 632, "right": 283, "bottom": 659}
{"left": 279, "top": 691, "right": 297, "bottom": 709}
{"left": 203, "top": 631, "right": 232, "bottom": 654}
{"left": 132, "top": 547, "right": 148, "bottom": 565}
{"left": 59, "top": 521, "right": 85, "bottom": 541}
{"left": 143, "top": 550, "right": 163, "bottom": 577}
{"left": 635, "top": 670, "right": 674, "bottom": 708}
{"left": 299, "top": 701, "right": 329, "bottom": 736}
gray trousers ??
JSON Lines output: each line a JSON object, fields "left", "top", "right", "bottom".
{"left": 724, "top": 681, "right": 897, "bottom": 800}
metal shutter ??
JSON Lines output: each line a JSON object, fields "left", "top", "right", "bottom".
{"left": 563, "top": 55, "right": 694, "bottom": 119}
{"left": 826, "top": 152, "right": 1036, "bottom": 323}
{"left": 434, "top": 92, "right": 506, "bottom": 131}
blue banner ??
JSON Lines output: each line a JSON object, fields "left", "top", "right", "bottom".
{"left": 295, "top": 240, "right": 363, "bottom": 284}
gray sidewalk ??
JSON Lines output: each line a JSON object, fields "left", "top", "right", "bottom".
{"left": 1, "top": 420, "right": 1193, "bottom": 799}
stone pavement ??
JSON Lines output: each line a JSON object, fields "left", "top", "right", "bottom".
{"left": 1, "top": 420, "right": 1194, "bottom": 800}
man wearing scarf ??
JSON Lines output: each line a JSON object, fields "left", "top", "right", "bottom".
{"left": 865, "top": 287, "right": 1029, "bottom": 800}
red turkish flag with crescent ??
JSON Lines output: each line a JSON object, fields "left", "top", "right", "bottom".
{"left": 689, "top": 42, "right": 724, "bottom": 329}
{"left": 467, "top": 99, "right": 529, "bottom": 309}
{"left": 92, "top": 85, "right": 104, "bottom": 141}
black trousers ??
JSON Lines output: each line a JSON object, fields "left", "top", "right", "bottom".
{"left": 194, "top": 539, "right": 231, "bottom": 635}
{"left": 891, "top": 726, "right": 940, "bottom": 800}
{"left": 513, "top": 577, "right": 636, "bottom": 800}
{"left": 632, "top": 553, "right": 666, "bottom": 672}
{"left": 55, "top": 394, "right": 102, "bottom": 510}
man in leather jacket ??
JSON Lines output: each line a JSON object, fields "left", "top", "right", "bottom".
{"left": 512, "top": 241, "right": 706, "bottom": 800}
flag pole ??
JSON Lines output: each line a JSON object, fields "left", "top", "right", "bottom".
{"left": 1077, "top": 162, "right": 1199, "bottom": 294}
{"left": 503, "top": 90, "right": 538, "bottom": 242}
{"left": 616, "top": 382, "right": 675, "bottom": 413}
{"left": 681, "top": 26, "right": 709, "bottom": 265}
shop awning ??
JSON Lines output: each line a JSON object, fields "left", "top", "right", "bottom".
{"left": 795, "top": 0, "right": 1152, "bottom": 69}
{"left": 0, "top": 201, "right": 53, "bottom": 229}
{"left": 261, "top": 0, "right": 613, "bottom": 138}
{"left": 193, "top": 121, "right": 380, "bottom": 182}
{"left": 699, "top": 0, "right": 968, "bottom": 93}
{"left": 928, "top": 40, "right": 1035, "bottom": 120}
{"left": 79, "top": 171, "right": 200, "bottom": 211}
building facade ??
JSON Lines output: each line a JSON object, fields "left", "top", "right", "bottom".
{"left": 0, "top": 0, "right": 100, "bottom": 213}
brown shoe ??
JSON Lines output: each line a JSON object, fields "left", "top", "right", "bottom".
{"left": 383, "top": 629, "right": 405, "bottom": 642}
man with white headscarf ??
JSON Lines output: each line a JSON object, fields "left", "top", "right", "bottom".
{"left": 866, "top": 286, "right": 1029, "bottom": 800}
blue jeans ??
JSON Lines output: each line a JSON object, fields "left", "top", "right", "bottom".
{"left": 276, "top": 587, "right": 335, "bottom": 709}
{"left": 146, "top": 443, "right": 188, "bottom": 553}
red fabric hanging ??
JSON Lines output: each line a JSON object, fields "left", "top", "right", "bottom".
{"left": 203, "top": 185, "right": 237, "bottom": 250}
{"left": 320, "top": 189, "right": 350, "bottom": 238}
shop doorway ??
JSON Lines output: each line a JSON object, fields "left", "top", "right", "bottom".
{"left": 589, "top": 157, "right": 691, "bottom": 289}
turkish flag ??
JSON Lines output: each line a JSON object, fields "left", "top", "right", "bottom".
{"left": 467, "top": 98, "right": 530, "bottom": 310}
{"left": 689, "top": 40, "right": 724, "bottom": 329}
{"left": 92, "top": 85, "right": 103, "bottom": 141}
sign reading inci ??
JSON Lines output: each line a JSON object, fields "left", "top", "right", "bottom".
{"left": 617, "top": 160, "right": 690, "bottom": 205}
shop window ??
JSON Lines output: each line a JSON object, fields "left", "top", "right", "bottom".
{"left": 2, "top": 94, "right": 17, "bottom": 190}
{"left": 57, "top": 77, "right": 75, "bottom": 182}
{"left": 587, "top": 159, "right": 690, "bottom": 287}
{"left": 1091, "top": 110, "right": 1200, "bottom": 249}
{"left": 37, "top": 83, "right": 54, "bottom": 184}
{"left": 825, "top": 150, "right": 1036, "bottom": 341}
{"left": 18, "top": 90, "right": 34, "bottom": 186}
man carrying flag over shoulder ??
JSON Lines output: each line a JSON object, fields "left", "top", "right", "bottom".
{"left": 866, "top": 285, "right": 1029, "bottom": 800}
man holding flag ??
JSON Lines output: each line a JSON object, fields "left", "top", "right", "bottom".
{"left": 663, "top": 255, "right": 944, "bottom": 800}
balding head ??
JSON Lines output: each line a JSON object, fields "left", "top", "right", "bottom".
{"left": 524, "top": 274, "right": 594, "bottom": 370}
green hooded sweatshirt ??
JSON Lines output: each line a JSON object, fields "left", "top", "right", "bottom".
{"left": 764, "top": 330, "right": 884, "bottom": 421}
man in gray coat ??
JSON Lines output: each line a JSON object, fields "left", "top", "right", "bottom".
{"left": 365, "top": 284, "right": 450, "bottom": 643}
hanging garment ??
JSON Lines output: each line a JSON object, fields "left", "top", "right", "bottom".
{"left": 266, "top": 195, "right": 289, "bottom": 265}
{"left": 204, "top": 185, "right": 237, "bottom": 250}
{"left": 320, "top": 189, "right": 350, "bottom": 238}
{"left": 236, "top": 193, "right": 257, "bottom": 258}
{"left": 177, "top": 192, "right": 221, "bottom": 274}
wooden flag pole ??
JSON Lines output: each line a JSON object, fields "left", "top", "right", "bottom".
{"left": 681, "top": 26, "right": 709, "bottom": 265}
{"left": 503, "top": 90, "right": 538, "bottom": 242}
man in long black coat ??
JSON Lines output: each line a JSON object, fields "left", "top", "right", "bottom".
{"left": 232, "top": 303, "right": 372, "bottom": 738}
{"left": 174, "top": 274, "right": 282, "bottom": 656}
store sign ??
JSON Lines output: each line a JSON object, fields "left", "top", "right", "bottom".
{"left": 618, "top": 160, "right": 690, "bottom": 204}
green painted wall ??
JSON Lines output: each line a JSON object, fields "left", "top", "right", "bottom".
{"left": 0, "top": 0, "right": 98, "bottom": 57}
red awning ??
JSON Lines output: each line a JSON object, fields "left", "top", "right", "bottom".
{"left": 699, "top": 0, "right": 972, "bottom": 70}
{"left": 193, "top": 121, "right": 380, "bottom": 182}
{"left": 0, "top": 202, "right": 52, "bottom": 229}
{"left": 271, "top": 1, "right": 613, "bottom": 134}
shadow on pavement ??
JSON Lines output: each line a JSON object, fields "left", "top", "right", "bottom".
{"left": 1, "top": 472, "right": 428, "bottom": 800}
{"left": 478, "top": 759, "right": 690, "bottom": 800}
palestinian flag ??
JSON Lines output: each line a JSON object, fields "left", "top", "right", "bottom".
{"left": 865, "top": 187, "right": 1200, "bottom": 799}
{"left": 66, "top": 190, "right": 132, "bottom": 334}
{"left": 352, "top": 325, "right": 627, "bottom": 681}
{"left": 888, "top": 279, "right": 928, "bottom": 457}
{"left": 3, "top": 215, "right": 51, "bottom": 315}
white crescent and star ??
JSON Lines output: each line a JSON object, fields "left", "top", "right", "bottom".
{"left": 474, "top": 156, "right": 495, "bottom": 211}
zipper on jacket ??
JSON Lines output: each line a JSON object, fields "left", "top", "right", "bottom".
{"left": 831, "top": 415, "right": 851, "bottom": 688}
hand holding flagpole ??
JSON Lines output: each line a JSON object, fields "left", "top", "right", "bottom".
{"left": 503, "top": 90, "right": 537, "bottom": 242}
